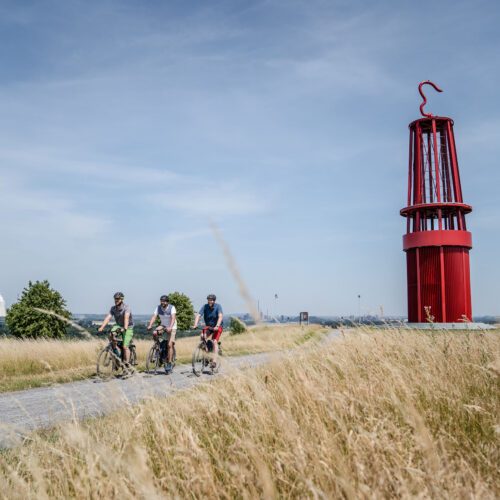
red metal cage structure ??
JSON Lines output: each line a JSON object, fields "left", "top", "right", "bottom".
{"left": 401, "top": 81, "right": 472, "bottom": 323}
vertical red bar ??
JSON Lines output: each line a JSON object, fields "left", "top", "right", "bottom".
{"left": 447, "top": 120, "right": 463, "bottom": 202}
{"left": 462, "top": 250, "right": 472, "bottom": 321}
{"left": 415, "top": 123, "right": 422, "bottom": 232}
{"left": 416, "top": 248, "right": 422, "bottom": 322}
{"left": 432, "top": 119, "right": 441, "bottom": 202}
{"left": 462, "top": 250, "right": 467, "bottom": 320}
{"left": 440, "top": 247, "right": 447, "bottom": 322}
{"left": 426, "top": 128, "right": 434, "bottom": 230}
{"left": 412, "top": 126, "right": 419, "bottom": 232}
{"left": 440, "top": 127, "right": 452, "bottom": 202}
{"left": 407, "top": 127, "right": 413, "bottom": 207}
{"left": 414, "top": 123, "right": 422, "bottom": 205}
{"left": 427, "top": 130, "right": 432, "bottom": 203}
{"left": 432, "top": 119, "right": 443, "bottom": 230}
{"left": 457, "top": 210, "right": 464, "bottom": 230}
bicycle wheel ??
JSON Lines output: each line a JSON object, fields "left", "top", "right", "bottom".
{"left": 146, "top": 345, "right": 160, "bottom": 374}
{"left": 97, "top": 347, "right": 119, "bottom": 379}
{"left": 192, "top": 345, "right": 205, "bottom": 377}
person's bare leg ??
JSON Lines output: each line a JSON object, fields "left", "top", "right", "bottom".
{"left": 168, "top": 342, "right": 174, "bottom": 362}
{"left": 123, "top": 346, "right": 130, "bottom": 364}
{"left": 212, "top": 339, "right": 218, "bottom": 365}
{"left": 167, "top": 330, "right": 176, "bottom": 363}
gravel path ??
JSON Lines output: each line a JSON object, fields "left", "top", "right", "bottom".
{"left": 0, "top": 329, "right": 344, "bottom": 449}
{"left": 0, "top": 351, "right": 278, "bottom": 448}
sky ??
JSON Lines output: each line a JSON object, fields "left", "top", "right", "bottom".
{"left": 0, "top": 0, "right": 499, "bottom": 317}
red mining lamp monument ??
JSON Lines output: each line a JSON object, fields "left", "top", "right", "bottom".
{"left": 401, "top": 81, "right": 472, "bottom": 323}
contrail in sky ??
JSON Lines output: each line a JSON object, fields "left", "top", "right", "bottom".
{"left": 209, "top": 220, "right": 260, "bottom": 323}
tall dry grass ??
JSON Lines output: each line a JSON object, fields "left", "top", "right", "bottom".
{"left": 1, "top": 327, "right": 498, "bottom": 498}
{"left": 0, "top": 338, "right": 149, "bottom": 393}
{"left": 0, "top": 325, "right": 326, "bottom": 392}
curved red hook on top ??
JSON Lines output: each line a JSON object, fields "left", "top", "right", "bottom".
{"left": 419, "top": 80, "right": 443, "bottom": 117}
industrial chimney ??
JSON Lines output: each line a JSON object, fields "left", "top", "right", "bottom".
{"left": 401, "top": 81, "right": 473, "bottom": 323}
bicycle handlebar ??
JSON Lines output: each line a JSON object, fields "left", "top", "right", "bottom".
{"left": 200, "top": 326, "right": 221, "bottom": 336}
{"left": 99, "top": 327, "right": 125, "bottom": 337}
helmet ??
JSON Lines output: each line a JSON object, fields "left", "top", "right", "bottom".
{"left": 160, "top": 295, "right": 169, "bottom": 302}
{"left": 207, "top": 294, "right": 216, "bottom": 300}
{"left": 113, "top": 292, "right": 124, "bottom": 300}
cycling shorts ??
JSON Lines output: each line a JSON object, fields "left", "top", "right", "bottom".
{"left": 203, "top": 326, "right": 223, "bottom": 342}
{"left": 112, "top": 325, "right": 134, "bottom": 347}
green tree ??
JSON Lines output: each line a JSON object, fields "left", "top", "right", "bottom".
{"left": 229, "top": 316, "right": 247, "bottom": 335}
{"left": 168, "top": 291, "right": 194, "bottom": 331}
{"left": 6, "top": 280, "right": 71, "bottom": 338}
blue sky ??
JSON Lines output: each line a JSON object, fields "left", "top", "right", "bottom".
{"left": 0, "top": 0, "right": 499, "bottom": 316}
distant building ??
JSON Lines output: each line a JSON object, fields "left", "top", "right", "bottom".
{"left": 0, "top": 294, "right": 6, "bottom": 323}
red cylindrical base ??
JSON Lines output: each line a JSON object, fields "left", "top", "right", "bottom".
{"left": 406, "top": 246, "right": 472, "bottom": 322}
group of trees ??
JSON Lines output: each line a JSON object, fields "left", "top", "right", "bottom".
{"left": 4, "top": 281, "right": 246, "bottom": 338}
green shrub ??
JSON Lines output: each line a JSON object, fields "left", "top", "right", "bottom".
{"left": 229, "top": 316, "right": 247, "bottom": 335}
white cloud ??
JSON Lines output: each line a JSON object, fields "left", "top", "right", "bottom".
{"left": 0, "top": 147, "right": 269, "bottom": 219}
{"left": 161, "top": 229, "right": 211, "bottom": 249}
{"left": 0, "top": 149, "right": 183, "bottom": 186}
{"left": 0, "top": 177, "right": 111, "bottom": 240}
{"left": 152, "top": 184, "right": 267, "bottom": 217}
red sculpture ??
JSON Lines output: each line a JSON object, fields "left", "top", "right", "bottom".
{"left": 401, "top": 81, "right": 472, "bottom": 323}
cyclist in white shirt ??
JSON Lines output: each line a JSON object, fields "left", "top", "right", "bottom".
{"left": 147, "top": 294, "right": 177, "bottom": 373}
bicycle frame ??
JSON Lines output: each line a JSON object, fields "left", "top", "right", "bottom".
{"left": 99, "top": 328, "right": 136, "bottom": 370}
{"left": 192, "top": 328, "right": 221, "bottom": 376}
{"left": 146, "top": 327, "right": 176, "bottom": 374}
{"left": 201, "top": 326, "right": 223, "bottom": 354}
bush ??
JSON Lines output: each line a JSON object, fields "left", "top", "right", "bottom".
{"left": 168, "top": 292, "right": 194, "bottom": 331}
{"left": 6, "top": 280, "right": 71, "bottom": 338}
{"left": 229, "top": 316, "right": 247, "bottom": 335}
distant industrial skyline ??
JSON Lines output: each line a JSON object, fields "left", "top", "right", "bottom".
{"left": 1, "top": 0, "right": 499, "bottom": 316}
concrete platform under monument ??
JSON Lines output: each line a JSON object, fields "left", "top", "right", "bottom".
{"left": 406, "top": 322, "right": 496, "bottom": 330}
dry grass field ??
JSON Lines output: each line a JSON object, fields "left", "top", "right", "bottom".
{"left": 0, "top": 324, "right": 327, "bottom": 393}
{"left": 0, "top": 327, "right": 498, "bottom": 498}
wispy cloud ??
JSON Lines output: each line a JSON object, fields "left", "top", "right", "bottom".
{"left": 0, "top": 149, "right": 268, "bottom": 220}
{"left": 161, "top": 229, "right": 211, "bottom": 249}
{"left": 0, "top": 149, "right": 182, "bottom": 185}
{"left": 0, "top": 177, "right": 111, "bottom": 240}
{"left": 152, "top": 183, "right": 267, "bottom": 217}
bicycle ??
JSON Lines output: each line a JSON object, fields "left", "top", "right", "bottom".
{"left": 96, "top": 327, "right": 137, "bottom": 379}
{"left": 192, "top": 326, "right": 222, "bottom": 377}
{"left": 146, "top": 327, "right": 177, "bottom": 374}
